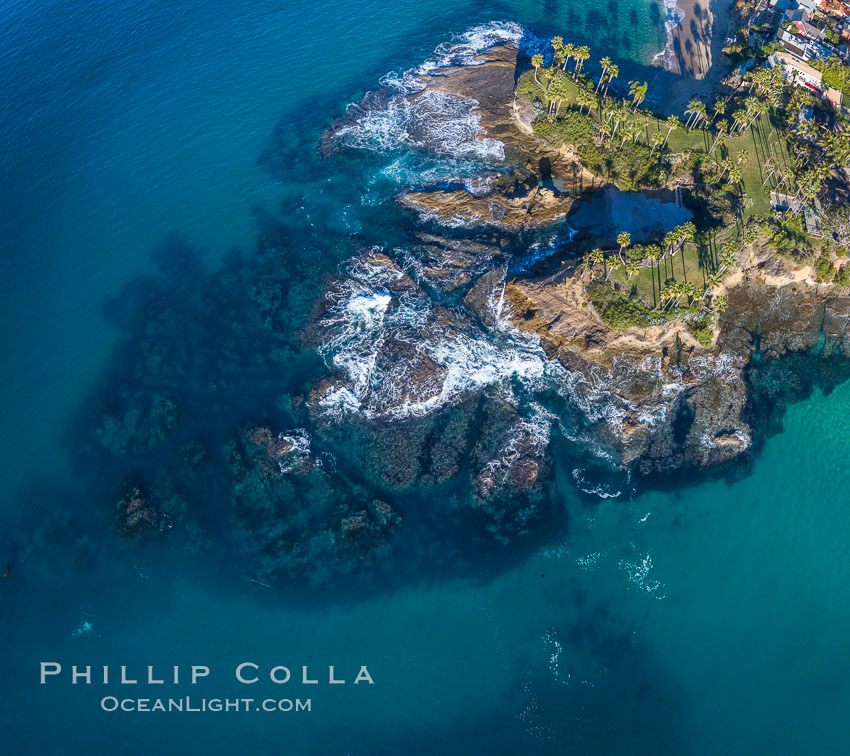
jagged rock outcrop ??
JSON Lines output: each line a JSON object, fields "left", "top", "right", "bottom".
{"left": 401, "top": 181, "right": 577, "bottom": 229}
{"left": 318, "top": 32, "right": 850, "bottom": 484}
{"left": 505, "top": 241, "right": 850, "bottom": 472}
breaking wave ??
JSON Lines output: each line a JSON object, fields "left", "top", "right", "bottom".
{"left": 314, "top": 249, "right": 560, "bottom": 422}
{"left": 333, "top": 21, "right": 521, "bottom": 164}
{"left": 652, "top": 0, "right": 687, "bottom": 72}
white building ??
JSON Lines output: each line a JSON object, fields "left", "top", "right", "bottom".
{"left": 767, "top": 50, "right": 825, "bottom": 89}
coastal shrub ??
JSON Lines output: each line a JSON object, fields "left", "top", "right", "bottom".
{"left": 588, "top": 282, "right": 654, "bottom": 330}
{"left": 815, "top": 252, "right": 836, "bottom": 283}
{"left": 685, "top": 183, "right": 736, "bottom": 229}
{"left": 719, "top": 241, "right": 740, "bottom": 270}
{"left": 811, "top": 58, "right": 850, "bottom": 98}
{"left": 765, "top": 218, "right": 813, "bottom": 262}
{"left": 533, "top": 111, "right": 664, "bottom": 191}
{"left": 577, "top": 139, "right": 663, "bottom": 192}
{"left": 834, "top": 266, "right": 850, "bottom": 287}
{"left": 687, "top": 311, "right": 714, "bottom": 348}
{"left": 822, "top": 207, "right": 850, "bottom": 249}
{"left": 516, "top": 69, "right": 548, "bottom": 100}
{"left": 533, "top": 110, "right": 596, "bottom": 147}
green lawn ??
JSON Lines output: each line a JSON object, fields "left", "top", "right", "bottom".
{"left": 521, "top": 67, "right": 805, "bottom": 307}
{"left": 608, "top": 242, "right": 709, "bottom": 309}
{"left": 522, "top": 68, "right": 794, "bottom": 223}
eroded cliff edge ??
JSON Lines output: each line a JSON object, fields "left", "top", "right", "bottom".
{"left": 322, "top": 36, "right": 850, "bottom": 478}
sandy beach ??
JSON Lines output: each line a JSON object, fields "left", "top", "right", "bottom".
{"left": 661, "top": 0, "right": 738, "bottom": 112}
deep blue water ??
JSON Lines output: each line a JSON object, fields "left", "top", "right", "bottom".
{"left": 2, "top": 1, "right": 849, "bottom": 754}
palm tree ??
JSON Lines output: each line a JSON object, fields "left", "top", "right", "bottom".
{"left": 826, "top": 132, "right": 850, "bottom": 165}
{"left": 545, "top": 70, "right": 565, "bottom": 115}
{"left": 562, "top": 42, "right": 575, "bottom": 71}
{"left": 609, "top": 104, "right": 628, "bottom": 137}
{"left": 709, "top": 120, "right": 728, "bottom": 155}
{"left": 554, "top": 46, "right": 567, "bottom": 70}
{"left": 744, "top": 97, "right": 763, "bottom": 127}
{"left": 685, "top": 100, "right": 699, "bottom": 129}
{"left": 625, "top": 261, "right": 641, "bottom": 281}
{"left": 617, "top": 231, "right": 631, "bottom": 265}
{"left": 693, "top": 100, "right": 708, "bottom": 129}
{"left": 649, "top": 131, "right": 665, "bottom": 157}
{"left": 728, "top": 164, "right": 743, "bottom": 186}
{"left": 573, "top": 46, "right": 590, "bottom": 79}
{"left": 712, "top": 295, "right": 728, "bottom": 312}
{"left": 684, "top": 99, "right": 702, "bottom": 129}
{"left": 608, "top": 255, "right": 625, "bottom": 281}
{"left": 678, "top": 222, "right": 695, "bottom": 255}
{"left": 589, "top": 247, "right": 605, "bottom": 278}
{"left": 731, "top": 108, "right": 749, "bottom": 134}
{"left": 531, "top": 54, "right": 543, "bottom": 85}
{"left": 628, "top": 80, "right": 648, "bottom": 111}
{"left": 596, "top": 56, "right": 612, "bottom": 92}
{"left": 620, "top": 121, "right": 638, "bottom": 147}
{"left": 657, "top": 285, "right": 674, "bottom": 310}
{"left": 551, "top": 36, "right": 563, "bottom": 52}
{"left": 712, "top": 99, "right": 726, "bottom": 123}
{"left": 576, "top": 89, "right": 595, "bottom": 116}
{"left": 662, "top": 229, "right": 676, "bottom": 259}
{"left": 798, "top": 169, "right": 822, "bottom": 202}
{"left": 548, "top": 75, "right": 569, "bottom": 118}
{"left": 662, "top": 115, "right": 682, "bottom": 149}
{"left": 603, "top": 63, "right": 619, "bottom": 98}
{"left": 736, "top": 149, "right": 749, "bottom": 165}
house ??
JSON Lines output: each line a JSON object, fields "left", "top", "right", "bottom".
{"left": 779, "top": 21, "right": 844, "bottom": 59}
{"left": 769, "top": 192, "right": 823, "bottom": 236}
{"left": 779, "top": 27, "right": 808, "bottom": 56}
{"left": 796, "top": 0, "right": 822, "bottom": 12}
{"left": 820, "top": 0, "right": 850, "bottom": 17}
{"left": 768, "top": 50, "right": 825, "bottom": 89}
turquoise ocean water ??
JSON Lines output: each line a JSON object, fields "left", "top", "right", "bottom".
{"left": 2, "top": 1, "right": 849, "bottom": 753}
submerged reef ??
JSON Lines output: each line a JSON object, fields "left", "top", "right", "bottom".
{"left": 8, "top": 23, "right": 850, "bottom": 590}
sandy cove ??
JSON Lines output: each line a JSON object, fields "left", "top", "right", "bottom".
{"left": 662, "top": 0, "right": 738, "bottom": 112}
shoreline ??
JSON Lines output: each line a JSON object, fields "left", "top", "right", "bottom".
{"left": 658, "top": 0, "right": 738, "bottom": 112}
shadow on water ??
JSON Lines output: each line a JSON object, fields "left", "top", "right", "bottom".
{"left": 373, "top": 603, "right": 687, "bottom": 755}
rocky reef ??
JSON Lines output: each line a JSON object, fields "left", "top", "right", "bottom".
{"left": 15, "top": 24, "right": 850, "bottom": 591}
{"left": 505, "top": 244, "right": 837, "bottom": 473}
{"left": 319, "top": 27, "right": 850, "bottom": 480}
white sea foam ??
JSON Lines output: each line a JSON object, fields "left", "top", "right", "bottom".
{"left": 575, "top": 551, "right": 605, "bottom": 570}
{"left": 619, "top": 552, "right": 666, "bottom": 599}
{"left": 314, "top": 249, "right": 568, "bottom": 423}
{"left": 275, "top": 429, "right": 314, "bottom": 474}
{"left": 376, "top": 154, "right": 494, "bottom": 187}
{"left": 572, "top": 468, "right": 623, "bottom": 499}
{"left": 335, "top": 97, "right": 414, "bottom": 153}
{"left": 478, "top": 402, "right": 557, "bottom": 485}
{"left": 653, "top": 0, "right": 687, "bottom": 71}
{"left": 318, "top": 386, "right": 362, "bottom": 416}
{"left": 334, "top": 21, "right": 521, "bottom": 164}
{"left": 346, "top": 288, "right": 392, "bottom": 326}
{"left": 544, "top": 629, "right": 571, "bottom": 687}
